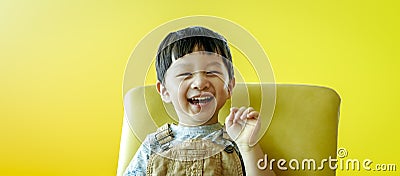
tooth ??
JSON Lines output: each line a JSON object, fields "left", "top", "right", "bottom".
{"left": 190, "top": 96, "right": 212, "bottom": 101}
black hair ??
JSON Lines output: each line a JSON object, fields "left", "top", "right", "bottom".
{"left": 155, "top": 26, "right": 234, "bottom": 83}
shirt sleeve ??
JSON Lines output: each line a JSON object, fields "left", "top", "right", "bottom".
{"left": 123, "top": 136, "right": 151, "bottom": 176}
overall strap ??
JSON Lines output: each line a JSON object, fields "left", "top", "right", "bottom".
{"left": 154, "top": 123, "right": 174, "bottom": 151}
{"left": 221, "top": 126, "right": 232, "bottom": 141}
{"left": 221, "top": 126, "right": 247, "bottom": 175}
{"left": 221, "top": 126, "right": 237, "bottom": 153}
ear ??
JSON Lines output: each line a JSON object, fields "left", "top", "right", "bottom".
{"left": 156, "top": 81, "right": 171, "bottom": 103}
{"left": 226, "top": 77, "right": 235, "bottom": 98}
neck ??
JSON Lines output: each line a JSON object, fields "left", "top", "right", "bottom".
{"left": 178, "top": 114, "right": 219, "bottom": 127}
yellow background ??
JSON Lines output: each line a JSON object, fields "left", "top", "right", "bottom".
{"left": 1, "top": 0, "right": 399, "bottom": 175}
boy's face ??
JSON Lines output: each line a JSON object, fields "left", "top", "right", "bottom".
{"left": 157, "top": 51, "right": 235, "bottom": 126}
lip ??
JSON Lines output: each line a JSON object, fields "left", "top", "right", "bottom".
{"left": 188, "top": 92, "right": 214, "bottom": 99}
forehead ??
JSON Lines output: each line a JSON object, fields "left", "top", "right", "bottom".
{"left": 170, "top": 52, "right": 227, "bottom": 68}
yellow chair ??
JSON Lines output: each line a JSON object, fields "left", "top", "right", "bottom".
{"left": 117, "top": 83, "right": 341, "bottom": 176}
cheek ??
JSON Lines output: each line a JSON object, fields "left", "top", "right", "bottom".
{"left": 214, "top": 78, "right": 229, "bottom": 90}
{"left": 165, "top": 77, "right": 183, "bottom": 91}
{"left": 219, "top": 88, "right": 229, "bottom": 99}
{"left": 174, "top": 82, "right": 190, "bottom": 98}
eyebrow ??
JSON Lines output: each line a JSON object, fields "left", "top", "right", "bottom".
{"left": 206, "top": 62, "right": 222, "bottom": 67}
{"left": 173, "top": 61, "right": 222, "bottom": 68}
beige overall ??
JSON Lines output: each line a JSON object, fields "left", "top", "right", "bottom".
{"left": 146, "top": 124, "right": 245, "bottom": 176}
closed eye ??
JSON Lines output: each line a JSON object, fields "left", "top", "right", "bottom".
{"left": 176, "top": 73, "right": 192, "bottom": 77}
{"left": 206, "top": 71, "right": 222, "bottom": 75}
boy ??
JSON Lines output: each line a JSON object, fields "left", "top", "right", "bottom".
{"left": 124, "top": 26, "right": 275, "bottom": 176}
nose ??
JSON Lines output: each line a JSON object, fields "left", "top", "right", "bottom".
{"left": 190, "top": 72, "right": 209, "bottom": 90}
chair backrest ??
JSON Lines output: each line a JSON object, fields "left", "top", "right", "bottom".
{"left": 117, "top": 83, "right": 341, "bottom": 176}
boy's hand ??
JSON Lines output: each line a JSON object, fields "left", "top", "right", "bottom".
{"left": 225, "top": 106, "right": 261, "bottom": 148}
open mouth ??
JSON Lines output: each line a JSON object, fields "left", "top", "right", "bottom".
{"left": 187, "top": 96, "right": 214, "bottom": 105}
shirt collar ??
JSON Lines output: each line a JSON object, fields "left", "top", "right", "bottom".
{"left": 171, "top": 122, "right": 223, "bottom": 134}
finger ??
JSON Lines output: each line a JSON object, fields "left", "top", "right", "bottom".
{"left": 225, "top": 107, "right": 237, "bottom": 127}
{"left": 226, "top": 107, "right": 239, "bottom": 124}
{"left": 230, "top": 107, "right": 239, "bottom": 113}
{"left": 240, "top": 107, "right": 253, "bottom": 120}
{"left": 247, "top": 107, "right": 255, "bottom": 113}
{"left": 234, "top": 106, "right": 246, "bottom": 123}
{"left": 240, "top": 108, "right": 249, "bottom": 121}
{"left": 247, "top": 111, "right": 259, "bottom": 119}
{"left": 240, "top": 107, "right": 254, "bottom": 120}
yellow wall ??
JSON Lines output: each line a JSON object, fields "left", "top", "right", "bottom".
{"left": 1, "top": 0, "right": 399, "bottom": 175}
